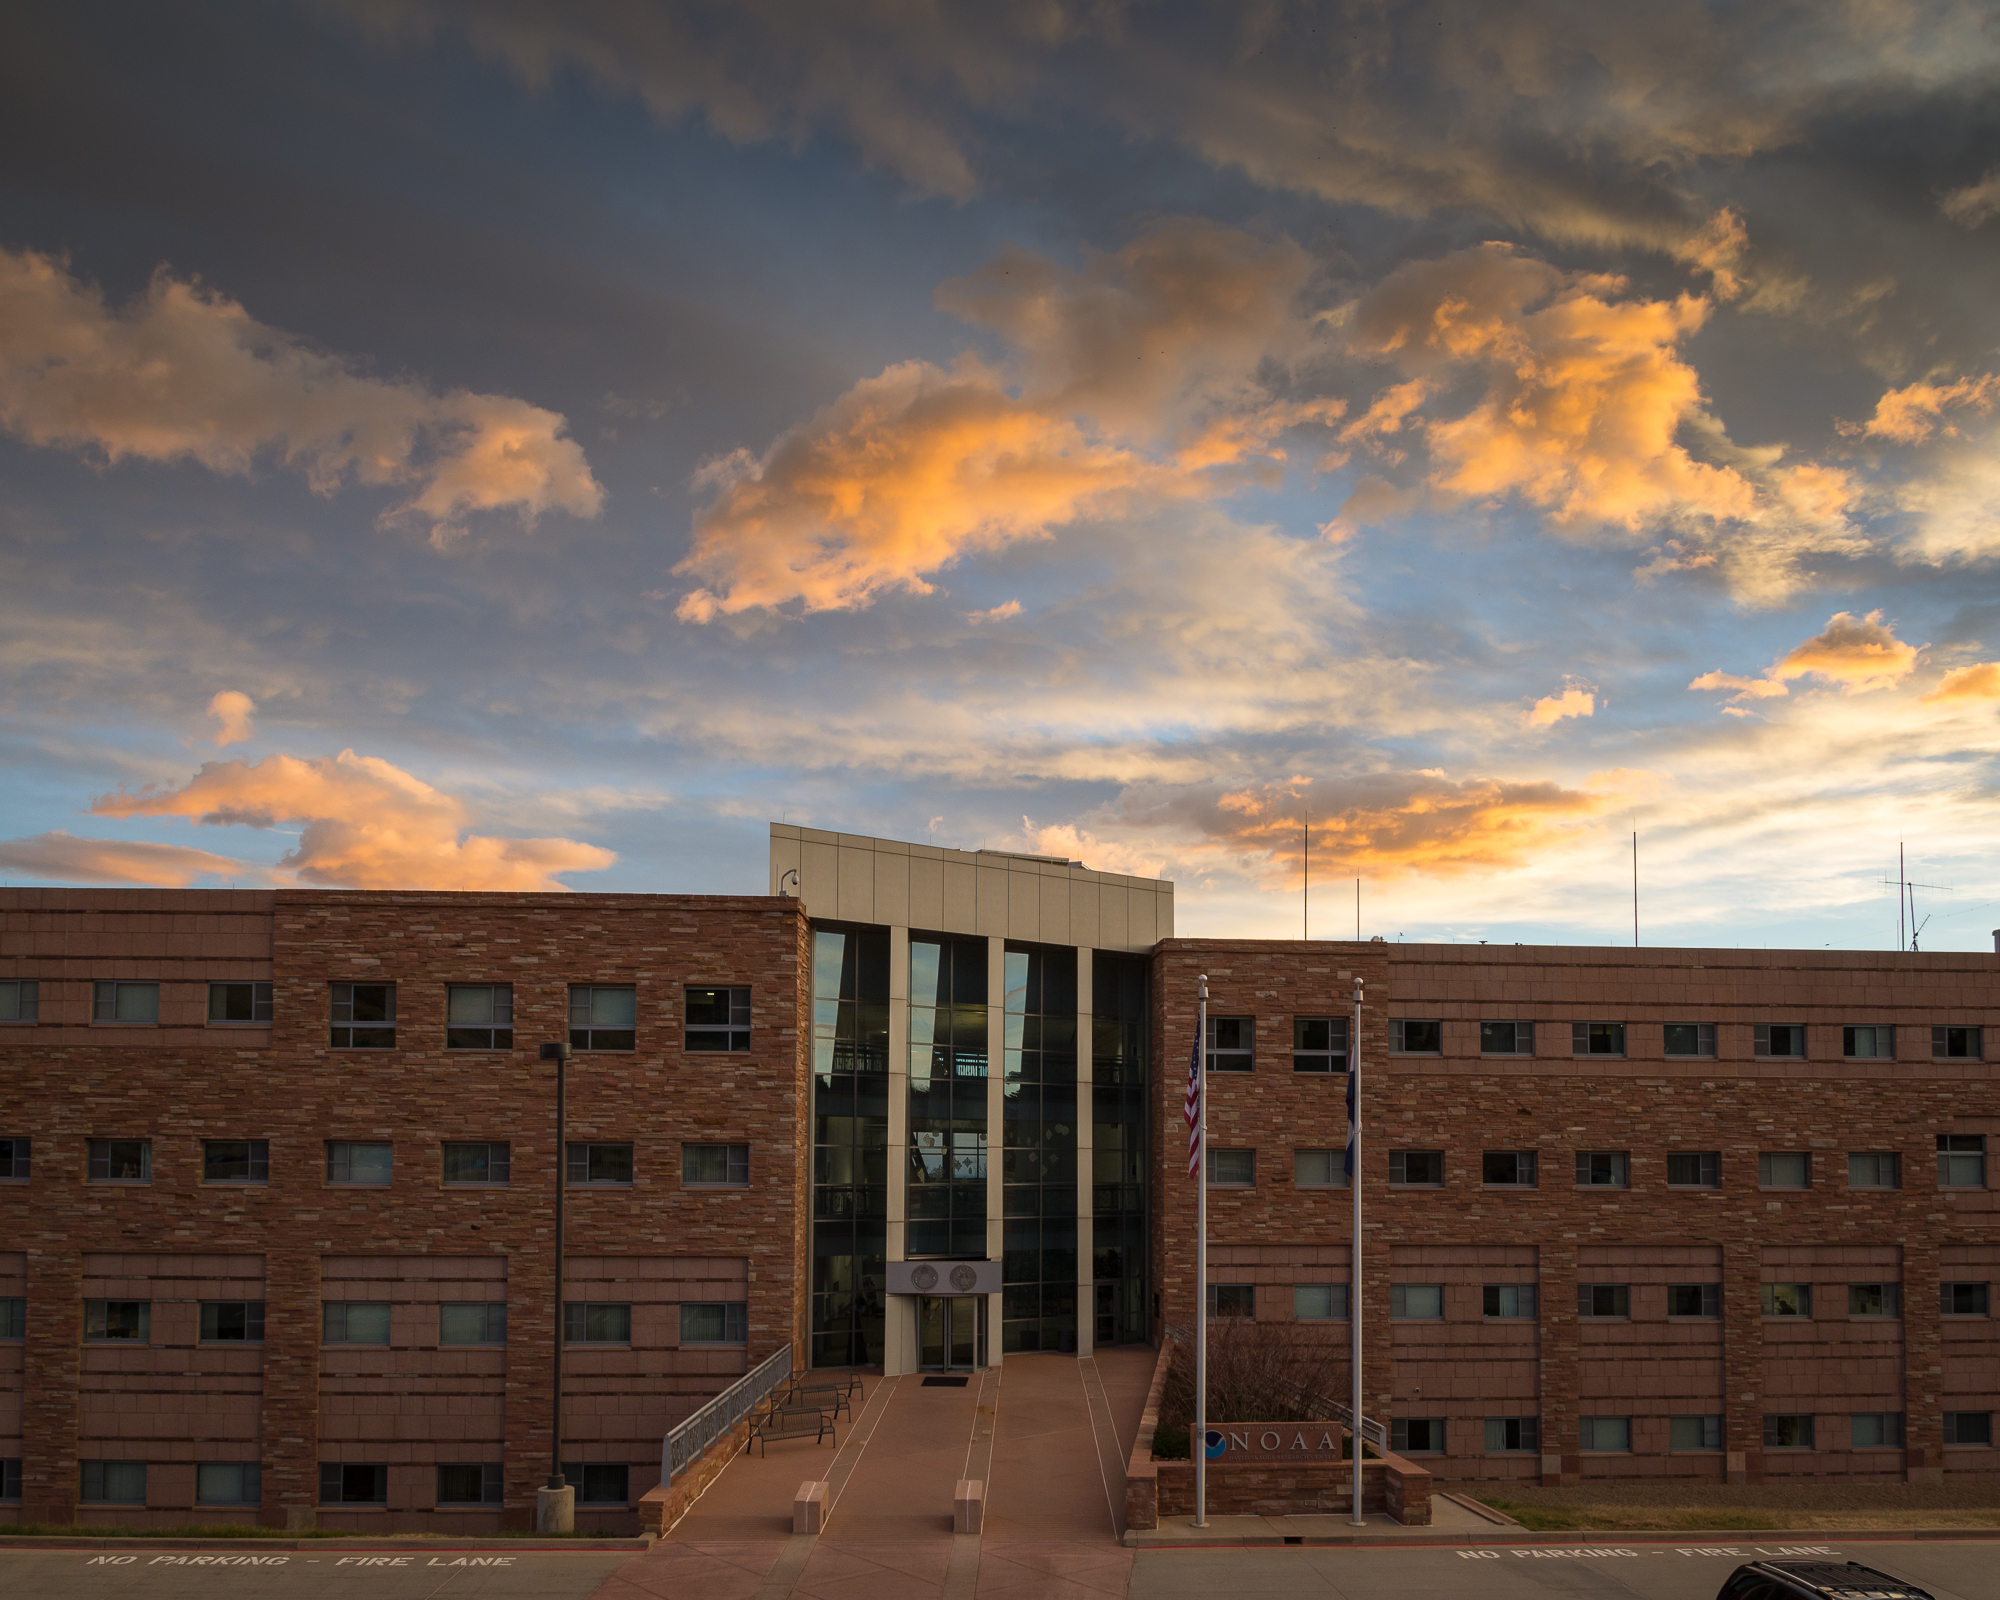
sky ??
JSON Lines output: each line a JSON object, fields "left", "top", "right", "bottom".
{"left": 3, "top": 0, "right": 2000, "bottom": 951}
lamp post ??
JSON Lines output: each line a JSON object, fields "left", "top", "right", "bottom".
{"left": 538, "top": 1040, "right": 574, "bottom": 1533}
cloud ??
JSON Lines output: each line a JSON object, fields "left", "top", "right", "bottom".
{"left": 1692, "top": 610, "right": 1921, "bottom": 707}
{"left": 1674, "top": 207, "right": 1749, "bottom": 300}
{"left": 1921, "top": 663, "right": 2000, "bottom": 704}
{"left": 967, "top": 599, "right": 1022, "bottom": 624}
{"left": 1942, "top": 169, "right": 2000, "bottom": 228}
{"left": 1840, "top": 373, "right": 1998, "bottom": 444}
{"left": 0, "top": 830, "right": 248, "bottom": 887}
{"left": 1525, "top": 685, "right": 1596, "bottom": 727}
{"left": 0, "top": 246, "right": 603, "bottom": 537}
{"left": 206, "top": 690, "right": 256, "bottom": 746}
{"left": 88, "top": 749, "right": 616, "bottom": 890}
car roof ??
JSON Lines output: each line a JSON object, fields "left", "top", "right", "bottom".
{"left": 1748, "top": 1560, "right": 1934, "bottom": 1600}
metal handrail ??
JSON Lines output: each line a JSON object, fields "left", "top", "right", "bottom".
{"left": 1161, "top": 1320, "right": 1388, "bottom": 1449}
{"left": 662, "top": 1344, "right": 794, "bottom": 1481}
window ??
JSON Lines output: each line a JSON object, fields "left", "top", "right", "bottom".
{"left": 1391, "top": 1419, "right": 1444, "bottom": 1454}
{"left": 1578, "top": 1284, "right": 1630, "bottom": 1318}
{"left": 1944, "top": 1412, "right": 1993, "bottom": 1446}
{"left": 569, "top": 985, "right": 636, "bottom": 1051}
{"left": 1933, "top": 1025, "right": 1982, "bottom": 1060}
{"left": 1667, "top": 1284, "right": 1721, "bottom": 1318}
{"left": 84, "top": 1300, "right": 150, "bottom": 1341}
{"left": 0, "top": 1458, "right": 17, "bottom": 1500}
{"left": 1480, "top": 1021, "right": 1533, "bottom": 1055}
{"left": 1207, "top": 1015, "right": 1254, "bottom": 1071}
{"left": 1843, "top": 1025, "right": 1894, "bottom": 1059}
{"left": 326, "top": 1140, "right": 392, "bottom": 1185}
{"left": 1759, "top": 1151, "right": 1810, "bottom": 1188}
{"left": 1389, "top": 1150, "right": 1443, "bottom": 1186}
{"left": 0, "top": 979, "right": 38, "bottom": 1023}
{"left": 0, "top": 1136, "right": 28, "bottom": 1180}
{"left": 329, "top": 982, "right": 395, "bottom": 1048}
{"left": 1390, "top": 1284, "right": 1444, "bottom": 1319}
{"left": 1849, "top": 1152, "right": 1901, "bottom": 1189}
{"left": 1942, "top": 1282, "right": 1990, "bottom": 1316}
{"left": 87, "top": 1138, "right": 151, "bottom": 1182}
{"left": 1207, "top": 1149, "right": 1255, "bottom": 1186}
{"left": 1579, "top": 1417, "right": 1631, "bottom": 1452}
{"left": 437, "top": 1463, "right": 503, "bottom": 1505}
{"left": 1761, "top": 1283, "right": 1812, "bottom": 1318}
{"left": 80, "top": 1461, "right": 146, "bottom": 1503}
{"left": 1571, "top": 1022, "right": 1625, "bottom": 1057}
{"left": 564, "top": 1302, "right": 632, "bottom": 1343}
{"left": 1575, "top": 1151, "right": 1629, "bottom": 1187}
{"left": 442, "top": 1142, "right": 510, "bottom": 1185}
{"left": 685, "top": 986, "right": 751, "bottom": 1052}
{"left": 1206, "top": 1284, "right": 1256, "bottom": 1319}
{"left": 1851, "top": 1413, "right": 1904, "bottom": 1449}
{"left": 319, "top": 1463, "right": 387, "bottom": 1505}
{"left": 93, "top": 980, "right": 159, "bottom": 1023}
{"left": 1671, "top": 1415, "right": 1723, "bottom": 1451}
{"left": 1755, "top": 1023, "right": 1805, "bottom": 1058}
{"left": 560, "top": 1463, "right": 631, "bottom": 1505}
{"left": 1938, "top": 1135, "right": 1987, "bottom": 1188}
{"left": 1667, "top": 1151, "right": 1720, "bottom": 1187}
{"left": 1764, "top": 1414, "right": 1815, "bottom": 1449}
{"left": 1293, "top": 1284, "right": 1348, "bottom": 1321}
{"left": 1292, "top": 1016, "right": 1348, "bottom": 1073}
{"left": 208, "top": 982, "right": 273, "bottom": 1024}
{"left": 1293, "top": 1149, "right": 1347, "bottom": 1188}
{"left": 203, "top": 1139, "right": 269, "bottom": 1184}
{"left": 0, "top": 1298, "right": 22, "bottom": 1340}
{"left": 1389, "top": 1019, "right": 1441, "bottom": 1054}
{"left": 1484, "top": 1417, "right": 1539, "bottom": 1453}
{"left": 1483, "top": 1284, "right": 1536, "bottom": 1319}
{"left": 439, "top": 1303, "right": 507, "bottom": 1345}
{"left": 567, "top": 1142, "right": 634, "bottom": 1185}
{"left": 197, "top": 1463, "right": 261, "bottom": 1504}
{"left": 680, "top": 1302, "right": 748, "bottom": 1344}
{"left": 1849, "top": 1283, "right": 1901, "bottom": 1318}
{"left": 322, "top": 1302, "right": 391, "bottom": 1344}
{"left": 446, "top": 984, "right": 513, "bottom": 1050}
{"left": 1663, "top": 1022, "right": 1715, "bottom": 1058}
{"left": 1481, "top": 1150, "right": 1537, "bottom": 1186}
{"left": 682, "top": 1143, "right": 750, "bottom": 1186}
{"left": 200, "top": 1301, "right": 265, "bottom": 1342}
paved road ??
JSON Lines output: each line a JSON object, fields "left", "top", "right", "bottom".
{"left": 0, "top": 1546, "right": 634, "bottom": 1600}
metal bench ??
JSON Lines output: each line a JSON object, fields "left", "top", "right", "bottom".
{"left": 781, "top": 1379, "right": 854, "bottom": 1420}
{"left": 749, "top": 1404, "right": 834, "bottom": 1456}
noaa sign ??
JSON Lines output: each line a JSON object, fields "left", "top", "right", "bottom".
{"left": 1202, "top": 1425, "right": 1354, "bottom": 1460}
{"left": 885, "top": 1258, "right": 1001, "bottom": 1295}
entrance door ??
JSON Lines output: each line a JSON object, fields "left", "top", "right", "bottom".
{"left": 919, "top": 1296, "right": 984, "bottom": 1369}
{"left": 1094, "top": 1281, "right": 1117, "bottom": 1345}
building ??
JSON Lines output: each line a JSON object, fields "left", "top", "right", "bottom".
{"left": 0, "top": 822, "right": 1994, "bottom": 1531}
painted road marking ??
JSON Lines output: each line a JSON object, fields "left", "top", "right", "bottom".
{"left": 79, "top": 1554, "right": 519, "bottom": 1567}
{"left": 1456, "top": 1544, "right": 1841, "bottom": 1561}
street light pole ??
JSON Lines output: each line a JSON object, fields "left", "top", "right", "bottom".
{"left": 539, "top": 1041, "right": 573, "bottom": 1532}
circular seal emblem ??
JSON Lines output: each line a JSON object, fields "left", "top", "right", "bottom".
{"left": 1204, "top": 1430, "right": 1228, "bottom": 1460}
{"left": 949, "top": 1264, "right": 979, "bottom": 1293}
{"left": 910, "top": 1264, "right": 939, "bottom": 1291}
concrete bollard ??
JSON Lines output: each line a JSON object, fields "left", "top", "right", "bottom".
{"left": 793, "top": 1479, "right": 828, "bottom": 1535}
{"left": 954, "top": 1478, "right": 983, "bottom": 1534}
{"left": 537, "top": 1483, "right": 575, "bottom": 1533}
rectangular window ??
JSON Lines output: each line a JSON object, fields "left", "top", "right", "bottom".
{"left": 445, "top": 984, "right": 513, "bottom": 1050}
{"left": 1480, "top": 1020, "right": 1533, "bottom": 1055}
{"left": 0, "top": 1298, "right": 23, "bottom": 1340}
{"left": 1849, "top": 1283, "right": 1902, "bottom": 1318}
{"left": 1293, "top": 1149, "right": 1347, "bottom": 1188}
{"left": 326, "top": 1140, "right": 392, "bottom": 1185}
{"left": 1292, "top": 1016, "right": 1348, "bottom": 1073}
{"left": 329, "top": 981, "right": 396, "bottom": 1048}
{"left": 1577, "top": 1284, "right": 1630, "bottom": 1318}
{"left": 1571, "top": 1022, "right": 1625, "bottom": 1056}
{"left": 559, "top": 1463, "right": 631, "bottom": 1505}
{"left": 1663, "top": 1022, "right": 1716, "bottom": 1058}
{"left": 1942, "top": 1282, "right": 1991, "bottom": 1316}
{"left": 207, "top": 981, "right": 273, "bottom": 1024}
{"left": 685, "top": 986, "right": 751, "bottom": 1052}
{"left": 1207, "top": 1149, "right": 1255, "bottom": 1186}
{"left": 0, "top": 1136, "right": 29, "bottom": 1180}
{"left": 1206, "top": 1014, "right": 1254, "bottom": 1071}
{"left": 1483, "top": 1284, "right": 1537, "bottom": 1319}
{"left": 199, "top": 1301, "right": 265, "bottom": 1343}
{"left": 1389, "top": 1018, "right": 1441, "bottom": 1054}
{"left": 1391, "top": 1419, "right": 1444, "bottom": 1454}
{"left": 680, "top": 1302, "right": 748, "bottom": 1344}
{"left": 0, "top": 979, "right": 38, "bottom": 1023}
{"left": 1667, "top": 1284, "right": 1721, "bottom": 1318}
{"left": 1390, "top": 1284, "right": 1444, "bottom": 1320}
{"left": 1484, "top": 1417, "right": 1539, "bottom": 1453}
{"left": 1851, "top": 1413, "right": 1905, "bottom": 1449}
{"left": 563, "top": 1302, "right": 632, "bottom": 1343}
{"left": 84, "top": 1300, "right": 150, "bottom": 1342}
{"left": 93, "top": 980, "right": 159, "bottom": 1024}
{"left": 196, "top": 1462, "right": 260, "bottom": 1505}
{"left": 1293, "top": 1284, "right": 1348, "bottom": 1321}
{"left": 1579, "top": 1417, "right": 1631, "bottom": 1452}
{"left": 0, "top": 1458, "right": 17, "bottom": 1501}
{"left": 1761, "top": 1283, "right": 1813, "bottom": 1318}
{"left": 1759, "top": 1151, "right": 1810, "bottom": 1188}
{"left": 1575, "top": 1151, "right": 1629, "bottom": 1187}
{"left": 1389, "top": 1150, "right": 1444, "bottom": 1186}
{"left": 1670, "top": 1415, "right": 1723, "bottom": 1451}
{"left": 87, "top": 1138, "right": 151, "bottom": 1182}
{"left": 319, "top": 1463, "right": 388, "bottom": 1505}
{"left": 322, "top": 1302, "right": 391, "bottom": 1344}
{"left": 1843, "top": 1025, "right": 1895, "bottom": 1059}
{"left": 80, "top": 1461, "right": 146, "bottom": 1503}
{"left": 567, "top": 1142, "right": 635, "bottom": 1185}
{"left": 569, "top": 984, "right": 637, "bottom": 1051}
{"left": 1944, "top": 1412, "right": 1993, "bottom": 1446}
{"left": 436, "top": 1463, "right": 504, "bottom": 1505}
{"left": 1755, "top": 1023, "right": 1806, "bottom": 1058}
{"left": 441, "top": 1141, "right": 510, "bottom": 1185}
{"left": 1764, "top": 1414, "right": 1816, "bottom": 1449}
{"left": 1667, "top": 1151, "right": 1720, "bottom": 1187}
{"left": 682, "top": 1143, "right": 750, "bottom": 1186}
{"left": 1206, "top": 1284, "right": 1256, "bottom": 1320}
{"left": 439, "top": 1302, "right": 507, "bottom": 1345}
{"left": 1481, "top": 1150, "right": 1538, "bottom": 1186}
{"left": 1938, "top": 1134, "right": 1987, "bottom": 1188}
{"left": 1849, "top": 1152, "right": 1901, "bottom": 1189}
{"left": 202, "top": 1139, "right": 269, "bottom": 1184}
{"left": 1933, "top": 1025, "right": 1983, "bottom": 1060}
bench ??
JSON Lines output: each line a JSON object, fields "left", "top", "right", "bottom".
{"left": 781, "top": 1380, "right": 853, "bottom": 1421}
{"left": 749, "top": 1405, "right": 835, "bottom": 1456}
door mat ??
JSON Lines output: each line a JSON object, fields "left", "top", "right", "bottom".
{"left": 921, "top": 1376, "right": 970, "bottom": 1387}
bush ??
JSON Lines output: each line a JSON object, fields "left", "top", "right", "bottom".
{"left": 1158, "top": 1317, "right": 1348, "bottom": 1428}
{"left": 1152, "top": 1422, "right": 1190, "bottom": 1460}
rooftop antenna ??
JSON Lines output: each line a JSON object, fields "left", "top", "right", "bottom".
{"left": 1631, "top": 829, "right": 1638, "bottom": 948}
{"left": 1303, "top": 805, "right": 1309, "bottom": 941}
{"left": 1879, "top": 845, "right": 1953, "bottom": 952}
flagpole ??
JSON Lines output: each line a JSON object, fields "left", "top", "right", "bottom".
{"left": 1350, "top": 976, "right": 1364, "bottom": 1526}
{"left": 1194, "top": 973, "right": 1209, "bottom": 1529}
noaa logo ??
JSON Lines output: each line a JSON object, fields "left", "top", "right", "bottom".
{"left": 910, "top": 1264, "right": 939, "bottom": 1290}
{"left": 1203, "top": 1430, "right": 1227, "bottom": 1460}
{"left": 949, "top": 1264, "right": 979, "bottom": 1292}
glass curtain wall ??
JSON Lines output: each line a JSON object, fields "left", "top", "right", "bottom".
{"left": 810, "top": 927, "right": 889, "bottom": 1367}
{"left": 1092, "top": 954, "right": 1149, "bottom": 1345}
{"left": 908, "top": 938, "right": 989, "bottom": 1258}
{"left": 1002, "top": 946, "right": 1079, "bottom": 1353}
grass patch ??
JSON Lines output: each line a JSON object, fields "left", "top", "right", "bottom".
{"left": 0, "top": 1525, "right": 359, "bottom": 1540}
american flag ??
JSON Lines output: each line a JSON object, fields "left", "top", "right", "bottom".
{"left": 1184, "top": 1030, "right": 1202, "bottom": 1178}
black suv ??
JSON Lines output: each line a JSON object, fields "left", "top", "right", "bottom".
{"left": 1716, "top": 1560, "right": 1935, "bottom": 1600}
